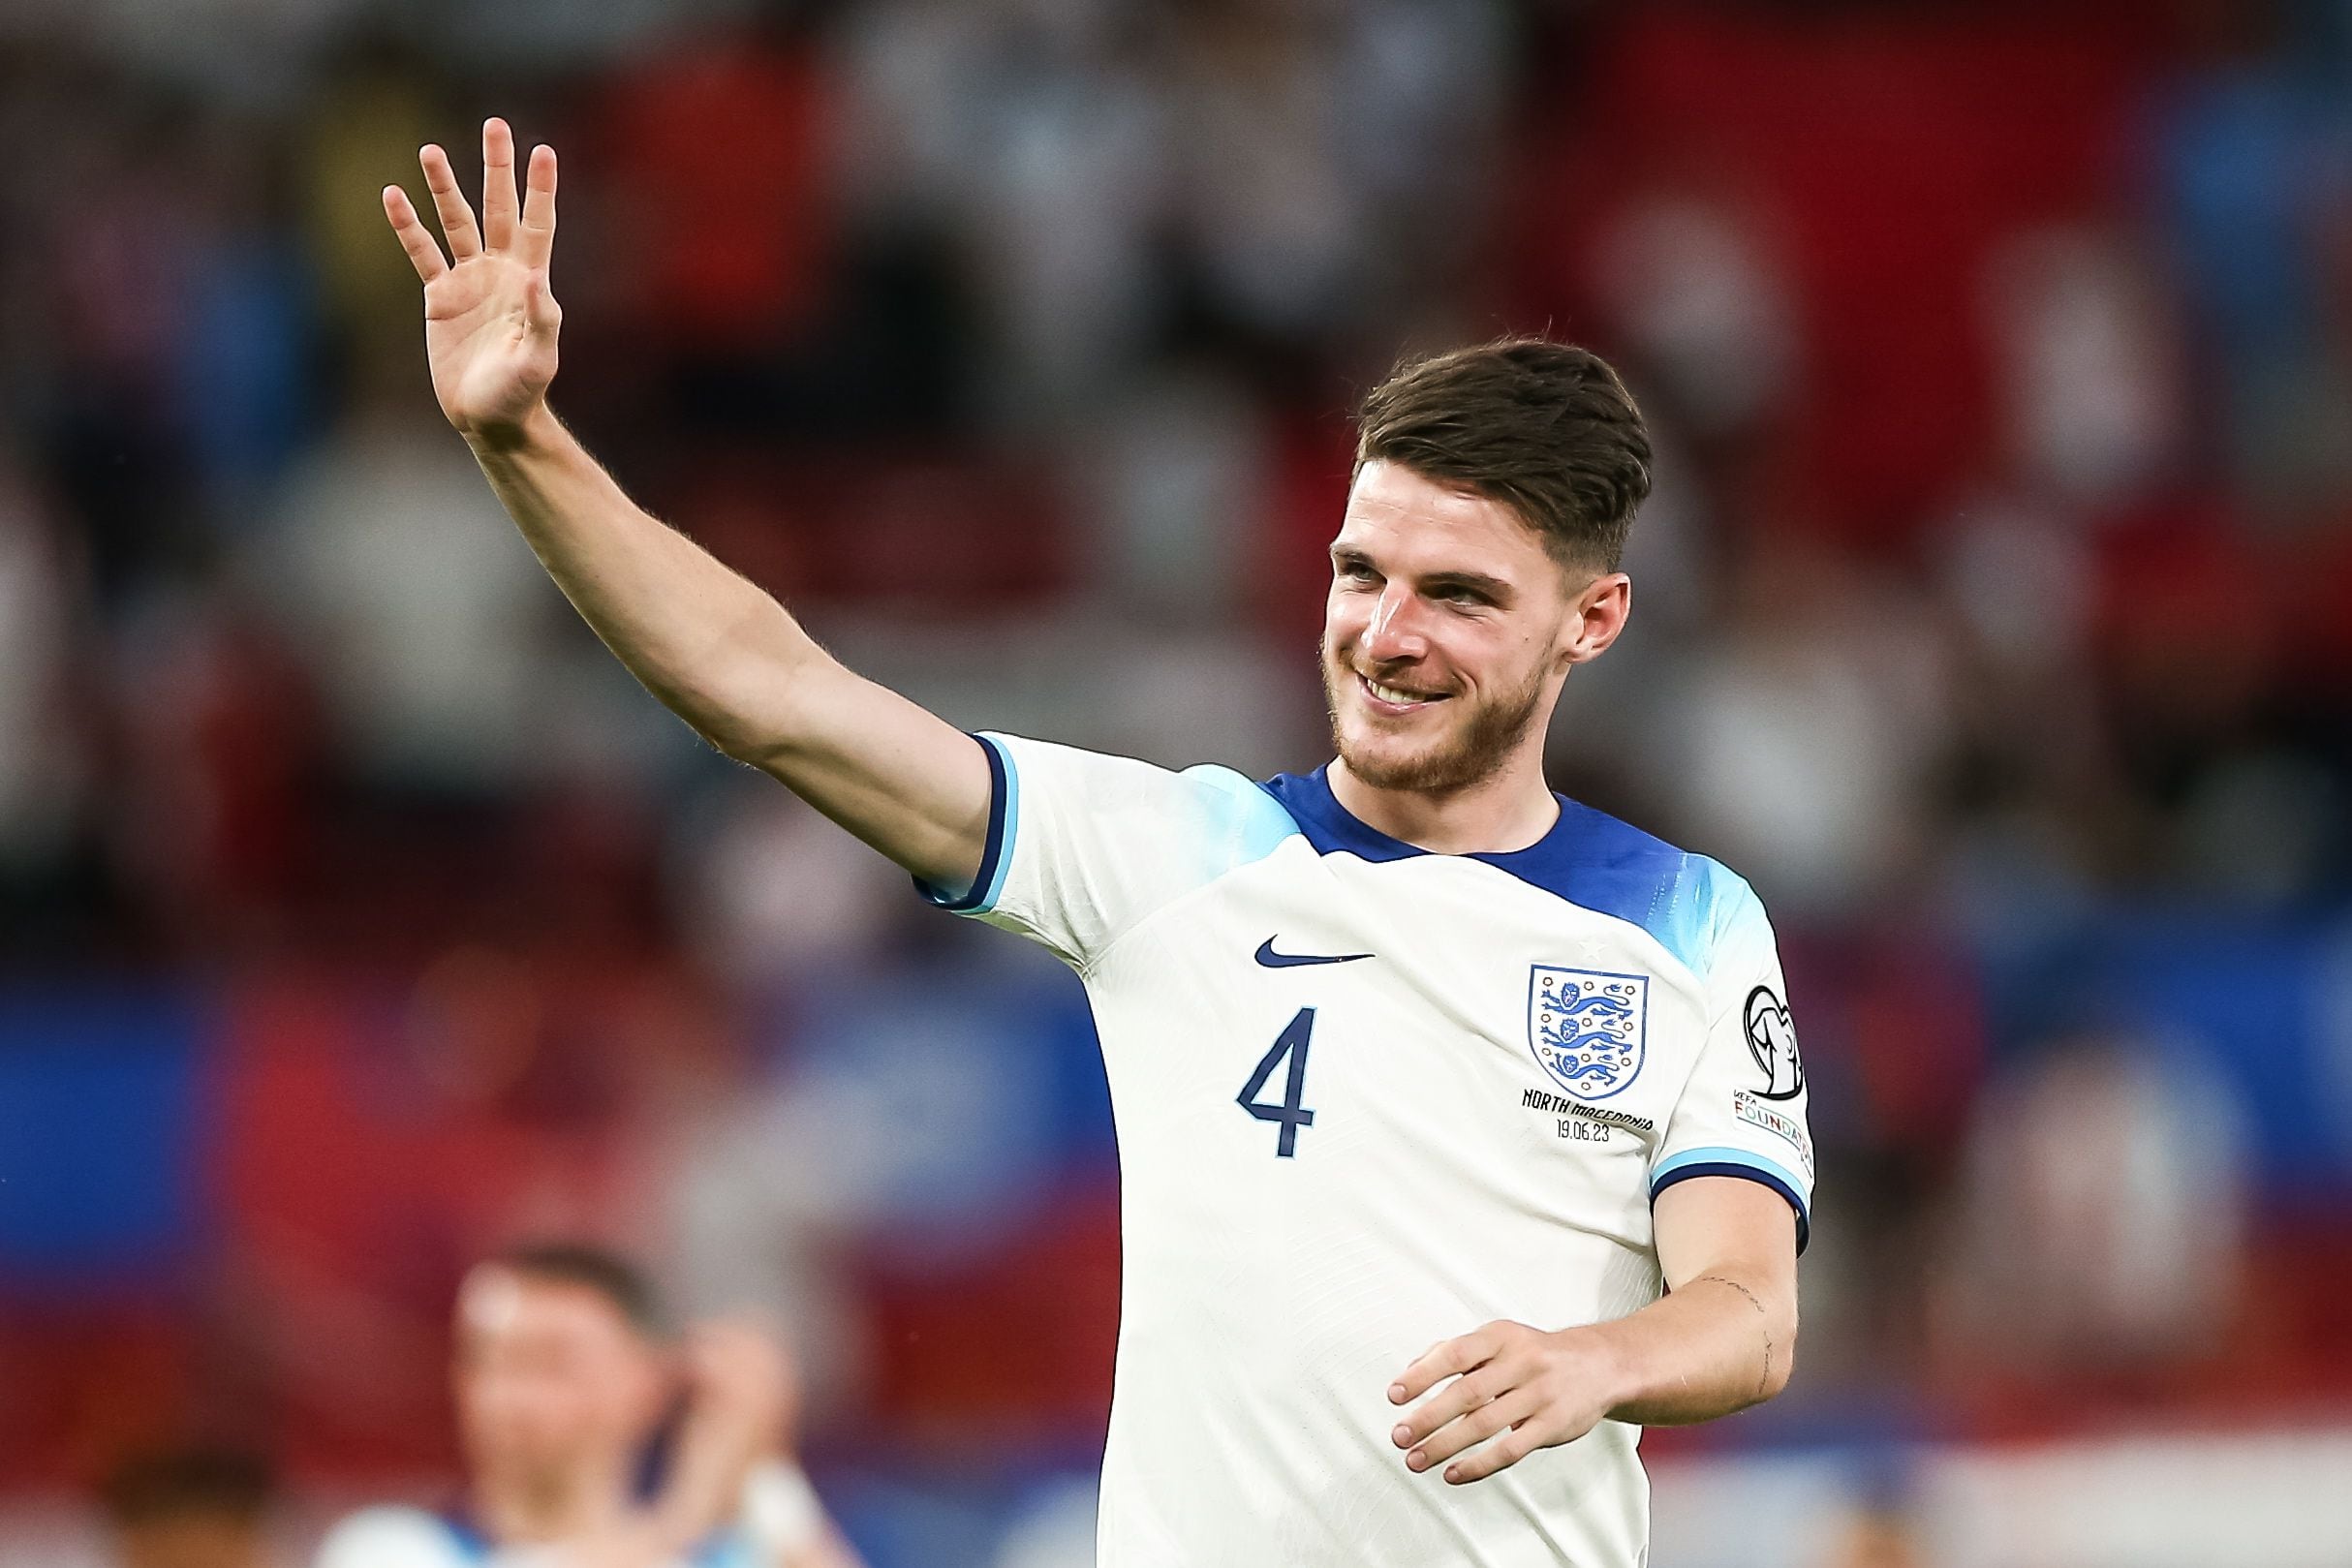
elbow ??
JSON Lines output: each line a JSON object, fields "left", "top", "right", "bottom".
{"left": 711, "top": 722, "right": 810, "bottom": 777}
{"left": 1755, "top": 1307, "right": 1799, "bottom": 1405}
{"left": 655, "top": 665, "right": 798, "bottom": 766}
{"left": 696, "top": 714, "right": 768, "bottom": 766}
{"left": 660, "top": 690, "right": 763, "bottom": 764}
{"left": 678, "top": 634, "right": 830, "bottom": 769}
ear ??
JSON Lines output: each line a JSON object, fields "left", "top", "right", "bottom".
{"left": 1560, "top": 571, "right": 1631, "bottom": 666}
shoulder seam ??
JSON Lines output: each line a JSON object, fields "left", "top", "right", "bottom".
{"left": 1073, "top": 765, "right": 1300, "bottom": 977}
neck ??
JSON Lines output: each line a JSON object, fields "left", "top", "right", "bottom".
{"left": 1326, "top": 740, "right": 1559, "bottom": 855}
{"left": 473, "top": 1451, "right": 637, "bottom": 1548}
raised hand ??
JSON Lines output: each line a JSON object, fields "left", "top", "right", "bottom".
{"left": 644, "top": 1319, "right": 796, "bottom": 1551}
{"left": 383, "top": 117, "right": 561, "bottom": 446}
{"left": 678, "top": 1318, "right": 797, "bottom": 1460}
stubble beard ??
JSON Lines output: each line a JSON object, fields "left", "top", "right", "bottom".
{"left": 1322, "top": 647, "right": 1552, "bottom": 797}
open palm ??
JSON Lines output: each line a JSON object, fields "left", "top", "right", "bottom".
{"left": 383, "top": 118, "right": 561, "bottom": 443}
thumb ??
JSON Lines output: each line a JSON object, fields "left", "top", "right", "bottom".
{"left": 524, "top": 272, "right": 562, "bottom": 338}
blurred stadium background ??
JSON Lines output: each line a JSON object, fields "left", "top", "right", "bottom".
{"left": 4, "top": 0, "right": 2352, "bottom": 1563}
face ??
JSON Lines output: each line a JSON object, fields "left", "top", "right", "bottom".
{"left": 452, "top": 1268, "right": 670, "bottom": 1489}
{"left": 1322, "top": 461, "right": 1628, "bottom": 794}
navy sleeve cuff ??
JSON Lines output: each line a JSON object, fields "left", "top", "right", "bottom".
{"left": 913, "top": 733, "right": 1012, "bottom": 914}
{"left": 1651, "top": 1155, "right": 1810, "bottom": 1255}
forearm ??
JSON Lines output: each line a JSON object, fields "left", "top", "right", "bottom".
{"left": 392, "top": 129, "right": 991, "bottom": 891}
{"left": 468, "top": 403, "right": 822, "bottom": 760}
{"left": 649, "top": 1440, "right": 866, "bottom": 1568}
{"left": 1390, "top": 1182, "right": 1800, "bottom": 1483}
{"left": 1592, "top": 1271, "right": 1794, "bottom": 1426}
{"left": 641, "top": 1406, "right": 764, "bottom": 1558}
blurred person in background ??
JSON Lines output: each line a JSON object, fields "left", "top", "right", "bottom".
{"left": 101, "top": 1449, "right": 278, "bottom": 1568}
{"left": 379, "top": 117, "right": 1809, "bottom": 1568}
{"left": 1935, "top": 1027, "right": 2246, "bottom": 1380}
{"left": 316, "top": 1243, "right": 859, "bottom": 1568}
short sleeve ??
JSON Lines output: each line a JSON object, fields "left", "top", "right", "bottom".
{"left": 915, "top": 733, "right": 1300, "bottom": 968}
{"left": 315, "top": 1508, "right": 476, "bottom": 1568}
{"left": 1649, "top": 867, "right": 1815, "bottom": 1252}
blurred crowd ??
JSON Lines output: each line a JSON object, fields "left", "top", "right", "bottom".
{"left": 5, "top": 0, "right": 2352, "bottom": 1563}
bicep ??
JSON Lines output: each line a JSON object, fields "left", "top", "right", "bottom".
{"left": 743, "top": 661, "right": 994, "bottom": 896}
{"left": 1654, "top": 1175, "right": 1798, "bottom": 1308}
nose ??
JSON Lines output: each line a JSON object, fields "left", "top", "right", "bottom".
{"left": 1360, "top": 582, "right": 1429, "bottom": 664}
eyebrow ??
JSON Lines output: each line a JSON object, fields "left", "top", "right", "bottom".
{"left": 1332, "top": 545, "right": 1514, "bottom": 604}
{"left": 1422, "top": 569, "right": 1514, "bottom": 603}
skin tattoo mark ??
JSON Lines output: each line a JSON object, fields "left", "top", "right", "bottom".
{"left": 1689, "top": 1273, "right": 1775, "bottom": 1401}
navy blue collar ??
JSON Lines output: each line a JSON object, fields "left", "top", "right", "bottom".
{"left": 1258, "top": 764, "right": 1697, "bottom": 939}
{"left": 1261, "top": 764, "right": 1582, "bottom": 867}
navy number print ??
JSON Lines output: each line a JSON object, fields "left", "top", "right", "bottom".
{"left": 1238, "top": 1006, "right": 1317, "bottom": 1157}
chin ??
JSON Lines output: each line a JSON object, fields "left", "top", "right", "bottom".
{"left": 1336, "top": 723, "right": 1459, "bottom": 793}
{"left": 1336, "top": 680, "right": 1546, "bottom": 794}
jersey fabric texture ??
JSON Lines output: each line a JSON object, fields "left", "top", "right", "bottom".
{"left": 921, "top": 733, "right": 1816, "bottom": 1568}
{"left": 314, "top": 1506, "right": 762, "bottom": 1568}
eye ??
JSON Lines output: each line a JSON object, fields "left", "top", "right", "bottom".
{"left": 1335, "top": 558, "right": 1379, "bottom": 585}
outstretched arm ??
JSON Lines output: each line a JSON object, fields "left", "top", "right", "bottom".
{"left": 1386, "top": 1177, "right": 1798, "bottom": 1484}
{"left": 382, "top": 118, "right": 989, "bottom": 892}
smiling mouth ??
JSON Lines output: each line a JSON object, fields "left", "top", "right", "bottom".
{"left": 1356, "top": 671, "right": 1450, "bottom": 709}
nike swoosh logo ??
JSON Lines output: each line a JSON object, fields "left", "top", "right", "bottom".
{"left": 1254, "top": 938, "right": 1374, "bottom": 968}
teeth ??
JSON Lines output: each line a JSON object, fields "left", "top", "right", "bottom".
{"left": 1366, "top": 677, "right": 1430, "bottom": 705}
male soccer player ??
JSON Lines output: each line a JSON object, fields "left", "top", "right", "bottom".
{"left": 383, "top": 120, "right": 1814, "bottom": 1568}
{"left": 315, "top": 1244, "right": 860, "bottom": 1568}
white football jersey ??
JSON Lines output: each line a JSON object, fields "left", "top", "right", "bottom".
{"left": 923, "top": 734, "right": 1815, "bottom": 1568}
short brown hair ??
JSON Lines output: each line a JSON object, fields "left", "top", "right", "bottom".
{"left": 1354, "top": 336, "right": 1653, "bottom": 570}
{"left": 493, "top": 1240, "right": 668, "bottom": 1338}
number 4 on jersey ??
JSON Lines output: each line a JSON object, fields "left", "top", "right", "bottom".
{"left": 1238, "top": 1007, "right": 1317, "bottom": 1157}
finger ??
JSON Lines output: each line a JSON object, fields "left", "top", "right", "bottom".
{"left": 516, "top": 143, "right": 558, "bottom": 271}
{"left": 1416, "top": 1386, "right": 1543, "bottom": 1474}
{"left": 1442, "top": 1406, "right": 1554, "bottom": 1486}
{"left": 418, "top": 144, "right": 482, "bottom": 261}
{"left": 1393, "top": 1364, "right": 1507, "bottom": 1450}
{"left": 481, "top": 116, "right": 520, "bottom": 253}
{"left": 382, "top": 185, "right": 448, "bottom": 282}
{"left": 1389, "top": 1327, "right": 1500, "bottom": 1405}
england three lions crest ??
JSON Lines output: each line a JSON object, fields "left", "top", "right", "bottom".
{"left": 1528, "top": 967, "right": 1649, "bottom": 1100}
